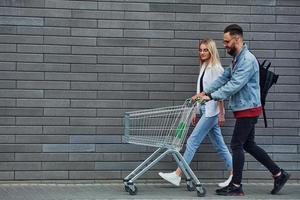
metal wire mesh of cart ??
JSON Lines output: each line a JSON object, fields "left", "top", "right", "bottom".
{"left": 124, "top": 100, "right": 195, "bottom": 150}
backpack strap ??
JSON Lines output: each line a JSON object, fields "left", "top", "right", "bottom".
{"left": 262, "top": 106, "right": 267, "bottom": 128}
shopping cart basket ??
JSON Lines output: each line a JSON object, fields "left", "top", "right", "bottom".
{"left": 123, "top": 99, "right": 206, "bottom": 197}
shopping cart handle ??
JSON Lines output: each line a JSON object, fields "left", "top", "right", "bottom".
{"left": 186, "top": 97, "right": 207, "bottom": 105}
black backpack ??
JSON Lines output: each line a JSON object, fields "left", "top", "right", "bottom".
{"left": 258, "top": 60, "right": 279, "bottom": 128}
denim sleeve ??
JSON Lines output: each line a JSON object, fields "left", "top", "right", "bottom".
{"left": 205, "top": 67, "right": 231, "bottom": 94}
{"left": 210, "top": 58, "right": 257, "bottom": 101}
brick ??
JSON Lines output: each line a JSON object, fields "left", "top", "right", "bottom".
{"left": 72, "top": 10, "right": 124, "bottom": 20}
{"left": 276, "top": 50, "right": 300, "bottom": 58}
{"left": 0, "top": 44, "right": 16, "bottom": 52}
{"left": 0, "top": 126, "right": 42, "bottom": 135}
{"left": 251, "top": 23, "right": 300, "bottom": 32}
{"left": 44, "top": 36, "right": 96, "bottom": 46}
{"left": 44, "top": 90, "right": 97, "bottom": 99}
{"left": 149, "top": 39, "right": 195, "bottom": 48}
{"left": 124, "top": 47, "right": 174, "bottom": 56}
{"left": 0, "top": 0, "right": 44, "bottom": 7}
{"left": 17, "top": 81, "right": 70, "bottom": 89}
{"left": 71, "top": 82, "right": 122, "bottom": 91}
{"left": 72, "top": 46, "right": 123, "bottom": 55}
{"left": 176, "top": 13, "right": 225, "bottom": 22}
{"left": 202, "top": 5, "right": 250, "bottom": 13}
{"left": 45, "top": 54, "right": 97, "bottom": 63}
{"left": 98, "top": 55, "right": 148, "bottom": 64}
{"left": 15, "top": 171, "right": 68, "bottom": 180}
{"left": 70, "top": 135, "right": 121, "bottom": 144}
{"left": 42, "top": 162, "right": 94, "bottom": 170}
{"left": 99, "top": 2, "right": 149, "bottom": 11}
{"left": 227, "top": 14, "right": 275, "bottom": 23}
{"left": 0, "top": 144, "right": 42, "bottom": 152}
{"left": 0, "top": 89, "right": 43, "bottom": 98}
{"left": 0, "top": 71, "right": 44, "bottom": 80}
{"left": 0, "top": 53, "right": 43, "bottom": 62}
{"left": 45, "top": 18, "right": 97, "bottom": 28}
{"left": 277, "top": 0, "right": 300, "bottom": 6}
{"left": 97, "top": 109, "right": 126, "bottom": 117}
{"left": 43, "top": 126, "right": 96, "bottom": 135}
{"left": 70, "top": 117, "right": 121, "bottom": 126}
{"left": 72, "top": 28, "right": 123, "bottom": 37}
{"left": 70, "top": 171, "right": 121, "bottom": 179}
{"left": 0, "top": 162, "right": 41, "bottom": 170}
{"left": 98, "top": 91, "right": 148, "bottom": 100}
{"left": 17, "top": 26, "right": 70, "bottom": 36}
{"left": 123, "top": 83, "right": 173, "bottom": 91}
{"left": 0, "top": 135, "right": 14, "bottom": 143}
{"left": 98, "top": 73, "right": 149, "bottom": 82}
{"left": 44, "top": 108, "right": 96, "bottom": 117}
{"left": 124, "top": 30, "right": 173, "bottom": 39}
{"left": 98, "top": 20, "right": 149, "bottom": 29}
{"left": 0, "top": 7, "right": 71, "bottom": 18}
{"left": 125, "top": 11, "right": 175, "bottom": 21}
{"left": 71, "top": 64, "right": 122, "bottom": 73}
{"left": 0, "top": 16, "right": 43, "bottom": 26}
{"left": 17, "top": 99, "right": 70, "bottom": 108}
{"left": 276, "top": 33, "right": 300, "bottom": 41}
{"left": 123, "top": 65, "right": 173, "bottom": 74}
{"left": 43, "top": 144, "right": 95, "bottom": 152}
{"left": 251, "top": 6, "right": 275, "bottom": 14}
{"left": 45, "top": 0, "right": 97, "bottom": 10}
{"left": 0, "top": 62, "right": 16, "bottom": 71}
{"left": 71, "top": 100, "right": 122, "bottom": 108}
{"left": 16, "top": 135, "right": 69, "bottom": 144}
{"left": 149, "top": 56, "right": 198, "bottom": 65}
{"left": 0, "top": 35, "right": 43, "bottom": 44}
{"left": 17, "top": 63, "right": 70, "bottom": 72}
{"left": 97, "top": 38, "right": 148, "bottom": 47}
{"left": 0, "top": 108, "right": 43, "bottom": 116}
{"left": 15, "top": 153, "right": 68, "bottom": 161}
{"left": 0, "top": 25, "right": 16, "bottom": 34}
{"left": 16, "top": 117, "right": 69, "bottom": 125}
{"left": 45, "top": 72, "right": 97, "bottom": 81}
{"left": 227, "top": 0, "right": 276, "bottom": 6}
{"left": 276, "top": 6, "right": 300, "bottom": 15}
{"left": 149, "top": 92, "right": 194, "bottom": 100}
{"left": 0, "top": 80, "right": 15, "bottom": 88}
{"left": 250, "top": 41, "right": 299, "bottom": 50}
{"left": 18, "top": 44, "right": 71, "bottom": 54}
{"left": 123, "top": 100, "right": 172, "bottom": 109}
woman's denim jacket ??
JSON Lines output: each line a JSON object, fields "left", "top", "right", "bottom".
{"left": 205, "top": 44, "right": 261, "bottom": 112}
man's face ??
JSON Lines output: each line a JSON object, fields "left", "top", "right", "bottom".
{"left": 223, "top": 32, "right": 237, "bottom": 56}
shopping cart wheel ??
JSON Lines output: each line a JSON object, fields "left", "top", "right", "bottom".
{"left": 128, "top": 185, "right": 138, "bottom": 195}
{"left": 186, "top": 179, "right": 195, "bottom": 191}
{"left": 124, "top": 185, "right": 129, "bottom": 192}
{"left": 196, "top": 185, "right": 206, "bottom": 197}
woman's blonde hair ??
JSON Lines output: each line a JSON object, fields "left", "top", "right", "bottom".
{"left": 198, "top": 38, "right": 221, "bottom": 66}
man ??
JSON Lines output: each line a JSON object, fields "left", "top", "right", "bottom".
{"left": 195, "top": 24, "right": 290, "bottom": 196}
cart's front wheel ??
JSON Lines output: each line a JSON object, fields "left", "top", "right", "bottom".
{"left": 128, "top": 185, "right": 138, "bottom": 195}
{"left": 196, "top": 186, "right": 206, "bottom": 197}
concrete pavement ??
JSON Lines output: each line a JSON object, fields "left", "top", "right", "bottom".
{"left": 0, "top": 182, "right": 299, "bottom": 200}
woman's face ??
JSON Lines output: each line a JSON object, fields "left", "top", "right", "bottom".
{"left": 198, "top": 43, "right": 211, "bottom": 62}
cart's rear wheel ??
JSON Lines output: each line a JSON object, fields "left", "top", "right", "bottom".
{"left": 196, "top": 186, "right": 206, "bottom": 197}
{"left": 128, "top": 185, "right": 138, "bottom": 195}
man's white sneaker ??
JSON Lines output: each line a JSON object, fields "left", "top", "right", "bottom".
{"left": 218, "top": 174, "right": 233, "bottom": 187}
{"left": 158, "top": 171, "right": 181, "bottom": 186}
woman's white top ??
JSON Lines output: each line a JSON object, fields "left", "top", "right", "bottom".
{"left": 196, "top": 62, "right": 224, "bottom": 117}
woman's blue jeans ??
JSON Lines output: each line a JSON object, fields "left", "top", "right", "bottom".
{"left": 182, "top": 106, "right": 232, "bottom": 171}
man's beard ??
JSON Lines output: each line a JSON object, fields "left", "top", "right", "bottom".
{"left": 227, "top": 46, "right": 237, "bottom": 56}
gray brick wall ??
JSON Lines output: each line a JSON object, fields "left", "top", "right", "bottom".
{"left": 0, "top": 0, "right": 299, "bottom": 183}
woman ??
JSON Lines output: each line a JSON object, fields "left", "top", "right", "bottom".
{"left": 158, "top": 38, "right": 233, "bottom": 187}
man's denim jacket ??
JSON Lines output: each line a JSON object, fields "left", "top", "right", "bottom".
{"left": 205, "top": 44, "right": 261, "bottom": 112}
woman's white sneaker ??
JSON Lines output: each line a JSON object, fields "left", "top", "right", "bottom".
{"left": 158, "top": 171, "right": 181, "bottom": 186}
{"left": 218, "top": 174, "right": 233, "bottom": 187}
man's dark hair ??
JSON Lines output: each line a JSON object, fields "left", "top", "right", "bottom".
{"left": 224, "top": 24, "right": 243, "bottom": 37}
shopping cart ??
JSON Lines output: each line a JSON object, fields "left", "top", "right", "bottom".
{"left": 123, "top": 99, "right": 206, "bottom": 197}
